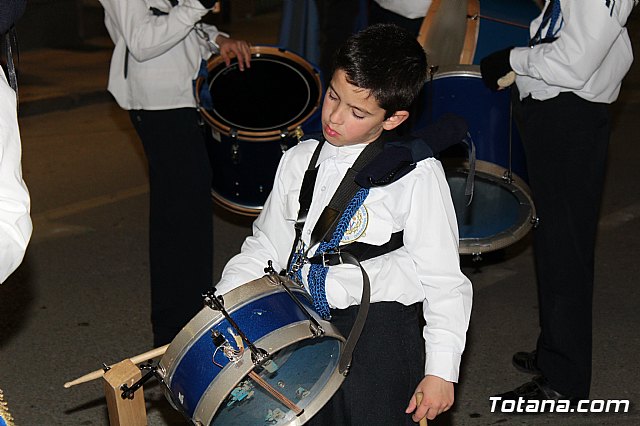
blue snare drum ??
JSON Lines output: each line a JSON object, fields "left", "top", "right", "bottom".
{"left": 158, "top": 276, "right": 345, "bottom": 425}
{"left": 413, "top": 65, "right": 536, "bottom": 255}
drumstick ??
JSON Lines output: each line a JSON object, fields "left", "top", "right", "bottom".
{"left": 415, "top": 392, "right": 428, "bottom": 426}
{"left": 248, "top": 370, "right": 303, "bottom": 416}
{"left": 64, "top": 344, "right": 169, "bottom": 388}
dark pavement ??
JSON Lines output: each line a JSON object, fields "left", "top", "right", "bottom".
{"left": 1, "top": 6, "right": 639, "bottom": 426}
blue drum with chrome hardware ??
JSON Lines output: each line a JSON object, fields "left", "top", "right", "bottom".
{"left": 158, "top": 275, "right": 345, "bottom": 425}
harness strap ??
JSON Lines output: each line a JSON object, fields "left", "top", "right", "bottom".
{"left": 309, "top": 138, "right": 385, "bottom": 248}
{"left": 307, "top": 231, "right": 405, "bottom": 266}
{"left": 287, "top": 135, "right": 391, "bottom": 375}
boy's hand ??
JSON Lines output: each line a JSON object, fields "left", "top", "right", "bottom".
{"left": 405, "top": 375, "right": 454, "bottom": 423}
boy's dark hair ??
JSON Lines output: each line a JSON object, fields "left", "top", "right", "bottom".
{"left": 332, "top": 23, "right": 427, "bottom": 119}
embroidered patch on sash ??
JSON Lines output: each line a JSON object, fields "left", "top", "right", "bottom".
{"left": 341, "top": 204, "right": 368, "bottom": 243}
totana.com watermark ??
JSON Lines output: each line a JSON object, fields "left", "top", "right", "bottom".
{"left": 489, "top": 397, "right": 630, "bottom": 413}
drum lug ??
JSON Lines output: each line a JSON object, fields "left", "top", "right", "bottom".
{"left": 530, "top": 216, "right": 540, "bottom": 228}
{"left": 230, "top": 141, "right": 240, "bottom": 164}
{"left": 501, "top": 170, "right": 513, "bottom": 184}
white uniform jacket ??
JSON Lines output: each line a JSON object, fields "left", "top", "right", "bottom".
{"left": 99, "top": 0, "right": 225, "bottom": 110}
{"left": 510, "top": 0, "right": 635, "bottom": 103}
{"left": 216, "top": 138, "right": 473, "bottom": 383}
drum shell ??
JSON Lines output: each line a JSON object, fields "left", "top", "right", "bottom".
{"left": 205, "top": 130, "right": 299, "bottom": 216}
{"left": 158, "top": 276, "right": 346, "bottom": 425}
{"left": 413, "top": 65, "right": 535, "bottom": 254}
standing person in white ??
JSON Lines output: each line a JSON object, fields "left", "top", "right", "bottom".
{"left": 0, "top": 0, "right": 31, "bottom": 285}
{"left": 480, "top": 0, "right": 637, "bottom": 402}
{"left": 98, "top": 0, "right": 252, "bottom": 347}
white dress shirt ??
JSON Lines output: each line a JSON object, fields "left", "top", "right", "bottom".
{"left": 216, "top": 138, "right": 473, "bottom": 382}
{"left": 0, "top": 69, "right": 32, "bottom": 283}
{"left": 510, "top": 0, "right": 635, "bottom": 103}
{"left": 99, "top": 0, "right": 225, "bottom": 110}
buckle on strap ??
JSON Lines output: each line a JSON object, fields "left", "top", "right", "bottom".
{"left": 321, "top": 249, "right": 343, "bottom": 267}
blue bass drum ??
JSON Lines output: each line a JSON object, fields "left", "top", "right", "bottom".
{"left": 158, "top": 276, "right": 345, "bottom": 425}
{"left": 413, "top": 66, "right": 536, "bottom": 255}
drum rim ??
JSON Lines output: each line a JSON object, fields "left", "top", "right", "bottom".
{"left": 444, "top": 158, "right": 536, "bottom": 255}
{"left": 427, "top": 64, "right": 481, "bottom": 80}
{"left": 196, "top": 45, "right": 322, "bottom": 142}
{"left": 211, "top": 188, "right": 263, "bottom": 217}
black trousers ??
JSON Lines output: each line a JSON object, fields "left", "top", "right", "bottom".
{"left": 308, "top": 302, "right": 425, "bottom": 426}
{"left": 129, "top": 108, "right": 214, "bottom": 347}
{"left": 513, "top": 92, "right": 611, "bottom": 399}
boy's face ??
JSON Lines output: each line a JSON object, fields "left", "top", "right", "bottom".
{"left": 321, "top": 69, "right": 408, "bottom": 147}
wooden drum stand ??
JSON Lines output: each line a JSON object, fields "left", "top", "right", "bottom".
{"left": 64, "top": 345, "right": 169, "bottom": 426}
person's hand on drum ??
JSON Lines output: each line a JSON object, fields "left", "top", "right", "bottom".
{"left": 406, "top": 375, "right": 454, "bottom": 423}
{"left": 215, "top": 35, "right": 251, "bottom": 71}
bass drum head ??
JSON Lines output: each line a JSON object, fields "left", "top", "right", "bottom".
{"left": 159, "top": 277, "right": 346, "bottom": 425}
{"left": 197, "top": 46, "right": 322, "bottom": 141}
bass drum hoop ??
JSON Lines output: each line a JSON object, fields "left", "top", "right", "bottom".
{"left": 427, "top": 63, "right": 482, "bottom": 81}
{"left": 158, "top": 276, "right": 346, "bottom": 425}
{"left": 444, "top": 158, "right": 536, "bottom": 255}
{"left": 195, "top": 46, "right": 322, "bottom": 142}
{"left": 210, "top": 188, "right": 263, "bottom": 217}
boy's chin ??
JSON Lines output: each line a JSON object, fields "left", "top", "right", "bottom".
{"left": 322, "top": 132, "right": 342, "bottom": 147}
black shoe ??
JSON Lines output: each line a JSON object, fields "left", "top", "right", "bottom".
{"left": 512, "top": 350, "right": 541, "bottom": 374}
{"left": 494, "top": 376, "right": 578, "bottom": 406}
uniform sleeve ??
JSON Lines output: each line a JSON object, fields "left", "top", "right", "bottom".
{"left": 0, "top": 71, "right": 32, "bottom": 283}
{"left": 510, "top": 0, "right": 630, "bottom": 90}
{"left": 98, "top": 0, "right": 214, "bottom": 61}
{"left": 215, "top": 150, "right": 299, "bottom": 295}
{"left": 403, "top": 159, "right": 472, "bottom": 382}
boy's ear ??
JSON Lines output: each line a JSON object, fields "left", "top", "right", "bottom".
{"left": 382, "top": 111, "right": 410, "bottom": 131}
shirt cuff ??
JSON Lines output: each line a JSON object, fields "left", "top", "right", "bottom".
{"left": 424, "top": 351, "right": 462, "bottom": 383}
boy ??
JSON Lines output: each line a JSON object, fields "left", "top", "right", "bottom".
{"left": 215, "top": 23, "right": 472, "bottom": 425}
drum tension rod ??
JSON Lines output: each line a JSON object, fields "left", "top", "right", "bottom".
{"left": 202, "top": 290, "right": 270, "bottom": 366}
{"left": 264, "top": 261, "right": 325, "bottom": 338}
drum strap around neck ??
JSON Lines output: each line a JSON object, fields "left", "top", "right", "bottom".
{"left": 288, "top": 135, "right": 390, "bottom": 375}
